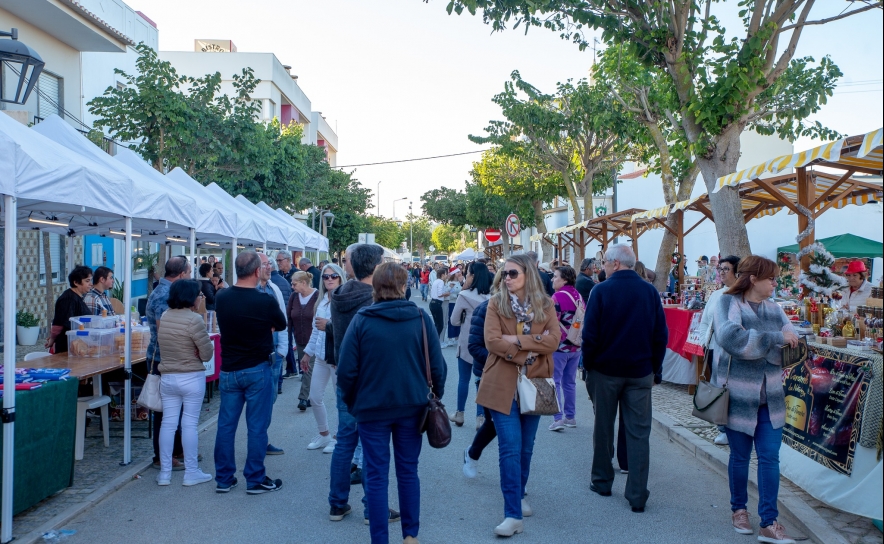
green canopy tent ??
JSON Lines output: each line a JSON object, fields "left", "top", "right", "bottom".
{"left": 777, "top": 234, "right": 883, "bottom": 259}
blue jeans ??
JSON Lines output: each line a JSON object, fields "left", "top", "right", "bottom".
{"left": 419, "top": 283, "right": 428, "bottom": 300}
{"left": 553, "top": 351, "right": 580, "bottom": 420}
{"left": 271, "top": 353, "right": 283, "bottom": 404}
{"left": 725, "top": 405, "right": 783, "bottom": 527}
{"left": 214, "top": 363, "right": 273, "bottom": 488}
{"left": 329, "top": 387, "right": 368, "bottom": 512}
{"left": 456, "top": 358, "right": 482, "bottom": 416}
{"left": 490, "top": 399, "right": 541, "bottom": 519}
{"left": 359, "top": 414, "right": 423, "bottom": 544}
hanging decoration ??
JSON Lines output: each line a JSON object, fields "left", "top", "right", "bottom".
{"left": 796, "top": 242, "right": 848, "bottom": 297}
{"left": 776, "top": 252, "right": 800, "bottom": 298}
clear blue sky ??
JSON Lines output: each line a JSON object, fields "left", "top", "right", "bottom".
{"left": 127, "top": 0, "right": 882, "bottom": 218}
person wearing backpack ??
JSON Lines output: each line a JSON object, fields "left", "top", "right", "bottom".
{"left": 548, "top": 266, "right": 584, "bottom": 432}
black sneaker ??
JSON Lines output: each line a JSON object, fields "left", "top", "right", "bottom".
{"left": 298, "top": 399, "right": 308, "bottom": 411}
{"left": 247, "top": 476, "right": 283, "bottom": 494}
{"left": 277, "top": 387, "right": 283, "bottom": 395}
{"left": 329, "top": 504, "right": 352, "bottom": 521}
{"left": 350, "top": 466, "right": 363, "bottom": 486}
{"left": 364, "top": 508, "right": 401, "bottom": 525}
{"left": 216, "top": 477, "right": 238, "bottom": 494}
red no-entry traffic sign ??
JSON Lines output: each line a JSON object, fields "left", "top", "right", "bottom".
{"left": 484, "top": 228, "right": 502, "bottom": 243}
{"left": 505, "top": 214, "right": 520, "bottom": 238}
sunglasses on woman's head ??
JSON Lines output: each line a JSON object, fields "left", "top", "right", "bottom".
{"left": 322, "top": 273, "right": 341, "bottom": 280}
{"left": 503, "top": 270, "right": 521, "bottom": 279}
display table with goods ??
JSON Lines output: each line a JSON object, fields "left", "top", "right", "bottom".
{"left": 779, "top": 342, "right": 882, "bottom": 519}
{"left": 0, "top": 378, "right": 78, "bottom": 515}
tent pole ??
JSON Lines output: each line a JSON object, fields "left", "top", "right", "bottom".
{"left": 67, "top": 232, "right": 75, "bottom": 275}
{"left": 190, "top": 229, "right": 196, "bottom": 279}
{"left": 2, "top": 195, "right": 18, "bottom": 543}
{"left": 122, "top": 217, "right": 132, "bottom": 466}
{"left": 232, "top": 238, "right": 238, "bottom": 284}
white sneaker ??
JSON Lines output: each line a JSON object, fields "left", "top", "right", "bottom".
{"left": 548, "top": 419, "right": 566, "bottom": 432}
{"left": 521, "top": 498, "right": 533, "bottom": 517}
{"left": 463, "top": 448, "right": 478, "bottom": 479}
{"left": 714, "top": 433, "right": 729, "bottom": 445}
{"left": 322, "top": 440, "right": 337, "bottom": 454}
{"left": 476, "top": 415, "right": 485, "bottom": 430}
{"left": 156, "top": 472, "right": 171, "bottom": 486}
{"left": 494, "top": 518, "right": 524, "bottom": 537}
{"left": 183, "top": 470, "right": 213, "bottom": 486}
{"left": 307, "top": 434, "right": 333, "bottom": 450}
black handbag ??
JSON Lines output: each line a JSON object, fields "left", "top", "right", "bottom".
{"left": 419, "top": 317, "right": 451, "bottom": 448}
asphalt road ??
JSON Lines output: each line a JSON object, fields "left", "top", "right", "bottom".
{"left": 64, "top": 297, "right": 759, "bottom": 544}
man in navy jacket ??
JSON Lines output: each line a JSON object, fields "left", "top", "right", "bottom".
{"left": 582, "top": 244, "right": 667, "bottom": 513}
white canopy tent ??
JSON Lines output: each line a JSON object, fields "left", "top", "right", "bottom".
{"left": 264, "top": 205, "right": 328, "bottom": 252}
{"left": 234, "top": 194, "right": 303, "bottom": 251}
{"left": 454, "top": 248, "right": 478, "bottom": 261}
{"left": 0, "top": 112, "right": 198, "bottom": 540}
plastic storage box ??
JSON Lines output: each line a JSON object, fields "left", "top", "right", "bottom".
{"left": 114, "top": 326, "right": 150, "bottom": 354}
{"left": 67, "top": 329, "right": 116, "bottom": 358}
{"left": 70, "top": 315, "right": 118, "bottom": 330}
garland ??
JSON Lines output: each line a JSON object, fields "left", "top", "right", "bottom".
{"left": 796, "top": 242, "right": 847, "bottom": 296}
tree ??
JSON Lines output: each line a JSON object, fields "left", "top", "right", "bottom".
{"left": 470, "top": 71, "right": 635, "bottom": 232}
{"left": 367, "top": 216, "right": 406, "bottom": 250}
{"left": 432, "top": 224, "right": 473, "bottom": 254}
{"left": 421, "top": 187, "right": 470, "bottom": 226}
{"left": 471, "top": 148, "right": 565, "bottom": 261}
{"left": 442, "top": 0, "right": 864, "bottom": 256}
{"left": 403, "top": 214, "right": 434, "bottom": 259}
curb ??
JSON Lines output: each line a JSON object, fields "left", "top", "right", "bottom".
{"left": 651, "top": 409, "right": 849, "bottom": 544}
{"left": 17, "top": 414, "right": 220, "bottom": 544}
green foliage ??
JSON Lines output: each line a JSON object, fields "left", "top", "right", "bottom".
{"left": 464, "top": 181, "right": 513, "bottom": 229}
{"left": 324, "top": 212, "right": 368, "bottom": 257}
{"left": 88, "top": 44, "right": 370, "bottom": 242}
{"left": 111, "top": 277, "right": 126, "bottom": 301}
{"left": 367, "top": 216, "right": 407, "bottom": 250}
{"left": 421, "top": 187, "right": 470, "bottom": 226}
{"left": 432, "top": 224, "right": 472, "bottom": 254}
{"left": 403, "top": 214, "right": 434, "bottom": 255}
{"left": 15, "top": 310, "right": 39, "bottom": 328}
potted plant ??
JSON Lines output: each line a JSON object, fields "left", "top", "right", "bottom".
{"left": 16, "top": 310, "right": 41, "bottom": 346}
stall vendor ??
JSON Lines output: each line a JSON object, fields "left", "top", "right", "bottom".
{"left": 840, "top": 260, "right": 872, "bottom": 311}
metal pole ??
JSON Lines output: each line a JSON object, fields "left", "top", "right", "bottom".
{"left": 376, "top": 181, "right": 382, "bottom": 217}
{"left": 409, "top": 202, "right": 413, "bottom": 263}
{"left": 190, "top": 228, "right": 196, "bottom": 278}
{"left": 2, "top": 195, "right": 18, "bottom": 543}
{"left": 67, "top": 232, "right": 75, "bottom": 275}
{"left": 232, "top": 237, "right": 238, "bottom": 284}
{"left": 122, "top": 217, "right": 133, "bottom": 465}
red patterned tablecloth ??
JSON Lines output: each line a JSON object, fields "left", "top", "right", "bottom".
{"left": 664, "top": 307, "right": 702, "bottom": 359}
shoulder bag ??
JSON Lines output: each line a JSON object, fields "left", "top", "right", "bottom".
{"left": 556, "top": 291, "right": 585, "bottom": 346}
{"left": 691, "top": 351, "right": 731, "bottom": 425}
{"left": 419, "top": 316, "right": 452, "bottom": 448}
{"left": 137, "top": 354, "right": 163, "bottom": 412}
{"left": 518, "top": 364, "right": 560, "bottom": 416}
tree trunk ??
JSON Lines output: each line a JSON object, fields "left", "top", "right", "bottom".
{"left": 653, "top": 217, "right": 678, "bottom": 292}
{"left": 697, "top": 129, "right": 752, "bottom": 257}
{"left": 42, "top": 233, "right": 55, "bottom": 327}
{"left": 562, "top": 169, "right": 583, "bottom": 224}
{"left": 532, "top": 200, "right": 553, "bottom": 263}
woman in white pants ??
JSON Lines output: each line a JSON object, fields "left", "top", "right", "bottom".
{"left": 302, "top": 264, "right": 347, "bottom": 453}
{"left": 156, "top": 280, "right": 214, "bottom": 486}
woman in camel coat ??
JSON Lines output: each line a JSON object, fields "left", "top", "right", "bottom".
{"left": 476, "top": 254, "right": 559, "bottom": 537}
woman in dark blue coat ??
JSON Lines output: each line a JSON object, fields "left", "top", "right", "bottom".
{"left": 338, "top": 263, "right": 446, "bottom": 544}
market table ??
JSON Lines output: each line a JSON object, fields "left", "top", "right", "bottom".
{"left": 661, "top": 307, "right": 702, "bottom": 386}
{"left": 0, "top": 379, "right": 78, "bottom": 515}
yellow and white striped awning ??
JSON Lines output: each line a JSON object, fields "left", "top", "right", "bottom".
{"left": 714, "top": 127, "right": 883, "bottom": 192}
{"left": 529, "top": 233, "right": 544, "bottom": 242}
{"left": 630, "top": 205, "right": 670, "bottom": 222}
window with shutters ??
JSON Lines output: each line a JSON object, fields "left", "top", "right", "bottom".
{"left": 37, "top": 71, "right": 63, "bottom": 119}
{"left": 38, "top": 232, "right": 66, "bottom": 285}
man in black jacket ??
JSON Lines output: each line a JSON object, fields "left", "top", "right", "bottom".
{"left": 327, "top": 243, "right": 400, "bottom": 525}
{"left": 576, "top": 258, "right": 596, "bottom": 303}
{"left": 582, "top": 244, "right": 667, "bottom": 513}
{"left": 298, "top": 257, "right": 322, "bottom": 289}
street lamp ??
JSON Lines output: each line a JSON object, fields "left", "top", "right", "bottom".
{"left": 409, "top": 201, "right": 413, "bottom": 263}
{"left": 376, "top": 180, "right": 383, "bottom": 217}
{"left": 0, "top": 28, "right": 44, "bottom": 105}
{"left": 320, "top": 210, "right": 334, "bottom": 237}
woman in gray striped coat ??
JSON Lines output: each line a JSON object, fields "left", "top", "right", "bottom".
{"left": 714, "top": 255, "right": 799, "bottom": 544}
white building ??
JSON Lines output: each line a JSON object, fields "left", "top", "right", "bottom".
{"left": 160, "top": 46, "right": 339, "bottom": 165}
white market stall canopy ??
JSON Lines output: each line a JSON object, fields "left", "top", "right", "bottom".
{"left": 267, "top": 205, "right": 328, "bottom": 252}
{"left": 115, "top": 148, "right": 237, "bottom": 244}
{"left": 28, "top": 115, "right": 199, "bottom": 237}
{"left": 234, "top": 194, "right": 299, "bottom": 250}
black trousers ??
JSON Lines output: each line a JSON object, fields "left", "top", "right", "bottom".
{"left": 587, "top": 370, "right": 653, "bottom": 508}
{"left": 429, "top": 300, "right": 445, "bottom": 338}
{"left": 468, "top": 405, "right": 497, "bottom": 460}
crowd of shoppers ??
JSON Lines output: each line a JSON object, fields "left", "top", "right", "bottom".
{"left": 53, "top": 238, "right": 812, "bottom": 544}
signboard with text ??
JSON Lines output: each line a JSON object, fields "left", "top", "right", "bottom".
{"left": 781, "top": 345, "right": 871, "bottom": 475}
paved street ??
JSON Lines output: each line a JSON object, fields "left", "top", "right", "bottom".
{"left": 62, "top": 300, "right": 759, "bottom": 544}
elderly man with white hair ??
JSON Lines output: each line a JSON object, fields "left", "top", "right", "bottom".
{"left": 581, "top": 244, "right": 668, "bottom": 514}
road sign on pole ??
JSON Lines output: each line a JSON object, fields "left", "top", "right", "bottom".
{"left": 505, "top": 214, "right": 520, "bottom": 238}
{"left": 484, "top": 229, "right": 502, "bottom": 243}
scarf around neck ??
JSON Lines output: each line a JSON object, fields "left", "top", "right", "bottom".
{"left": 509, "top": 293, "right": 537, "bottom": 365}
